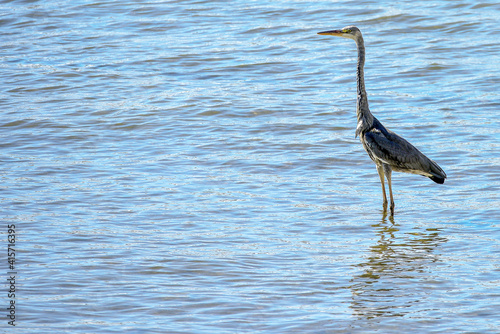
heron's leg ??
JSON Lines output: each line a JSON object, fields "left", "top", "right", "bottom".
{"left": 384, "top": 165, "right": 395, "bottom": 215}
{"left": 376, "top": 164, "right": 387, "bottom": 210}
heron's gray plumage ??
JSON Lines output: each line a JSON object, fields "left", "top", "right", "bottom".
{"left": 318, "top": 26, "right": 446, "bottom": 215}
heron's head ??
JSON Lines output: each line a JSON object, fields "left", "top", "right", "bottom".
{"left": 317, "top": 26, "right": 361, "bottom": 41}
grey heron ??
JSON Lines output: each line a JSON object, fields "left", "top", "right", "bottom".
{"left": 317, "top": 26, "right": 446, "bottom": 215}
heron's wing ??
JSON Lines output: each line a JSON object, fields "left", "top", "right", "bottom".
{"left": 364, "top": 127, "right": 433, "bottom": 173}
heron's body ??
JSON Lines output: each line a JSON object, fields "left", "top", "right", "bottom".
{"left": 318, "top": 26, "right": 446, "bottom": 215}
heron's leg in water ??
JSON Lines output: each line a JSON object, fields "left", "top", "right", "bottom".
{"left": 376, "top": 164, "right": 387, "bottom": 210}
{"left": 383, "top": 164, "right": 395, "bottom": 215}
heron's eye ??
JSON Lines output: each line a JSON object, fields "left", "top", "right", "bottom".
{"left": 343, "top": 29, "right": 352, "bottom": 33}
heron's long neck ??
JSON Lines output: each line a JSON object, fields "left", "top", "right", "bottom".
{"left": 355, "top": 37, "right": 374, "bottom": 127}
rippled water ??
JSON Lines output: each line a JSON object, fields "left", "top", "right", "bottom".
{"left": 1, "top": 0, "right": 500, "bottom": 333}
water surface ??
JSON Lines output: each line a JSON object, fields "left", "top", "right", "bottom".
{"left": 1, "top": 0, "right": 499, "bottom": 333}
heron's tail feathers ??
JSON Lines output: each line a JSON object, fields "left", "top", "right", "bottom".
{"left": 429, "top": 174, "right": 445, "bottom": 184}
{"left": 428, "top": 159, "right": 446, "bottom": 184}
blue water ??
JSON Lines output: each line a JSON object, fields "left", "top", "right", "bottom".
{"left": 1, "top": 0, "right": 499, "bottom": 333}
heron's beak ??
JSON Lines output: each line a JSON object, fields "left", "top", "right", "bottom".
{"left": 317, "top": 30, "right": 343, "bottom": 36}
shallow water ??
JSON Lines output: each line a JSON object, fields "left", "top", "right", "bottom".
{"left": 1, "top": 0, "right": 499, "bottom": 332}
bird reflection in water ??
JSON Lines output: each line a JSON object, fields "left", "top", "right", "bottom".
{"left": 348, "top": 214, "right": 447, "bottom": 319}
